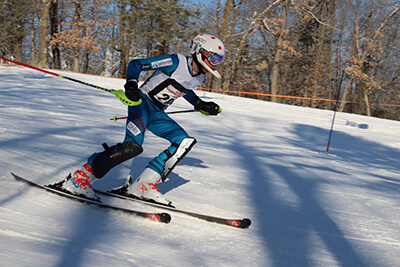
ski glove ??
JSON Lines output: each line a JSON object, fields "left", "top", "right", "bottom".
{"left": 194, "top": 99, "right": 222, "bottom": 116}
{"left": 124, "top": 80, "right": 142, "bottom": 104}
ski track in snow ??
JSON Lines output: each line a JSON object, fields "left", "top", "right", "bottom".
{"left": 1, "top": 65, "right": 400, "bottom": 266}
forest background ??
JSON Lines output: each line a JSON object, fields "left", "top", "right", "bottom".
{"left": 1, "top": 0, "right": 399, "bottom": 120}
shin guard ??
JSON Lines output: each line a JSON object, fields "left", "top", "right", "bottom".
{"left": 162, "top": 137, "right": 196, "bottom": 181}
{"left": 91, "top": 142, "right": 143, "bottom": 178}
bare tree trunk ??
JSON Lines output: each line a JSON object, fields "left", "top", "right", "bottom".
{"left": 13, "top": 19, "right": 23, "bottom": 62}
{"left": 223, "top": 1, "right": 241, "bottom": 91}
{"left": 311, "top": 2, "right": 328, "bottom": 108}
{"left": 214, "top": 0, "right": 234, "bottom": 90}
{"left": 338, "top": 77, "right": 353, "bottom": 112}
{"left": 118, "top": 0, "right": 128, "bottom": 78}
{"left": 270, "top": 47, "right": 282, "bottom": 103}
{"left": 326, "top": 27, "right": 334, "bottom": 110}
{"left": 37, "top": 0, "right": 51, "bottom": 68}
{"left": 270, "top": 0, "right": 289, "bottom": 103}
{"left": 72, "top": 1, "right": 82, "bottom": 72}
{"left": 30, "top": 22, "right": 36, "bottom": 66}
{"left": 73, "top": 56, "right": 79, "bottom": 72}
{"left": 50, "top": 0, "right": 60, "bottom": 69}
{"left": 364, "top": 90, "right": 371, "bottom": 116}
{"left": 103, "top": 46, "right": 112, "bottom": 77}
{"left": 326, "top": 1, "right": 335, "bottom": 111}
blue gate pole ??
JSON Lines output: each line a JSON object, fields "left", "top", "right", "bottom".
{"left": 326, "top": 70, "right": 345, "bottom": 154}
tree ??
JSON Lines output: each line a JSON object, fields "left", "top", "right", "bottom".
{"left": 270, "top": 0, "right": 289, "bottom": 103}
{"left": 38, "top": 0, "right": 51, "bottom": 68}
{"left": 339, "top": 2, "right": 400, "bottom": 117}
{"left": 50, "top": 0, "right": 112, "bottom": 73}
{"left": 222, "top": 0, "right": 242, "bottom": 91}
{"left": 2, "top": 0, "right": 399, "bottom": 120}
{"left": 0, "top": 0, "right": 31, "bottom": 61}
{"left": 50, "top": 0, "right": 60, "bottom": 69}
{"left": 117, "top": 0, "right": 138, "bottom": 78}
{"left": 213, "top": 0, "right": 234, "bottom": 91}
{"left": 232, "top": 0, "right": 284, "bottom": 100}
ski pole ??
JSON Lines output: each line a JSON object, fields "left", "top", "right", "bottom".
{"left": 0, "top": 57, "right": 140, "bottom": 106}
{"left": 110, "top": 110, "right": 197, "bottom": 122}
{"left": 326, "top": 70, "right": 345, "bottom": 154}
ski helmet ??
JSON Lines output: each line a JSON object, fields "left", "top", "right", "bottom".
{"left": 190, "top": 33, "right": 225, "bottom": 78}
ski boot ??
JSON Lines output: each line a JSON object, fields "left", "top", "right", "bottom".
{"left": 121, "top": 168, "right": 172, "bottom": 206}
{"left": 62, "top": 163, "right": 100, "bottom": 201}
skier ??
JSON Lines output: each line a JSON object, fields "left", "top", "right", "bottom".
{"left": 60, "top": 33, "right": 225, "bottom": 206}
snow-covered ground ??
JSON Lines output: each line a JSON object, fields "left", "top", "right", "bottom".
{"left": 0, "top": 64, "right": 399, "bottom": 267}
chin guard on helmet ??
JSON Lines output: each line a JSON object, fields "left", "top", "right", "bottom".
{"left": 196, "top": 53, "right": 221, "bottom": 78}
{"left": 192, "top": 53, "right": 206, "bottom": 75}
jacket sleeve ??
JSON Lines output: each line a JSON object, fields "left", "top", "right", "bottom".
{"left": 126, "top": 54, "right": 179, "bottom": 82}
{"left": 183, "top": 90, "right": 200, "bottom": 106}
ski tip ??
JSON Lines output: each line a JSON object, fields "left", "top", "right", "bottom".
{"left": 160, "top": 213, "right": 172, "bottom": 223}
{"left": 227, "top": 218, "right": 252, "bottom": 229}
{"left": 242, "top": 218, "right": 252, "bottom": 228}
{"left": 147, "top": 212, "right": 171, "bottom": 223}
{"left": 10, "top": 172, "right": 19, "bottom": 179}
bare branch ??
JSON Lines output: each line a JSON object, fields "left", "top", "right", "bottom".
{"left": 232, "top": 0, "right": 285, "bottom": 78}
{"left": 290, "top": 0, "right": 338, "bottom": 30}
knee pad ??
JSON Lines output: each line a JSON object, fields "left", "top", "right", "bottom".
{"left": 163, "top": 137, "right": 196, "bottom": 181}
{"left": 91, "top": 142, "right": 143, "bottom": 178}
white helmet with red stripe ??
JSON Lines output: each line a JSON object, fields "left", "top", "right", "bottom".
{"left": 190, "top": 33, "right": 225, "bottom": 78}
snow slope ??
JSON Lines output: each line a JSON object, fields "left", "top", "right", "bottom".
{"left": 0, "top": 65, "right": 399, "bottom": 267}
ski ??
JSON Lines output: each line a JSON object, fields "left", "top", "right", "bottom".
{"left": 94, "top": 188, "right": 251, "bottom": 229}
{"left": 11, "top": 173, "right": 171, "bottom": 224}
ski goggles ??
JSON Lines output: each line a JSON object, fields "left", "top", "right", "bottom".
{"left": 199, "top": 47, "right": 224, "bottom": 66}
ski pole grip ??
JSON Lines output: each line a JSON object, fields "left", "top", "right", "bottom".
{"left": 111, "top": 90, "right": 142, "bottom": 106}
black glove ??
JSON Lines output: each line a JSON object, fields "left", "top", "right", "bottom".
{"left": 194, "top": 99, "right": 222, "bottom": 116}
{"left": 124, "top": 80, "right": 141, "bottom": 102}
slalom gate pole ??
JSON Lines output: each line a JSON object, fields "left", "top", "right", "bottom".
{"left": 110, "top": 110, "right": 197, "bottom": 122}
{"left": 0, "top": 57, "right": 139, "bottom": 106}
{"left": 326, "top": 70, "right": 345, "bottom": 154}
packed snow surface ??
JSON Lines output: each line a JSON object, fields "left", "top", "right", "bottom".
{"left": 0, "top": 65, "right": 399, "bottom": 267}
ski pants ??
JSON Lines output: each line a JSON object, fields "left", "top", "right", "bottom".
{"left": 122, "top": 94, "right": 189, "bottom": 179}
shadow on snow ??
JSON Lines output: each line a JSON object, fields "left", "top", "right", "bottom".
{"left": 231, "top": 123, "right": 400, "bottom": 266}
